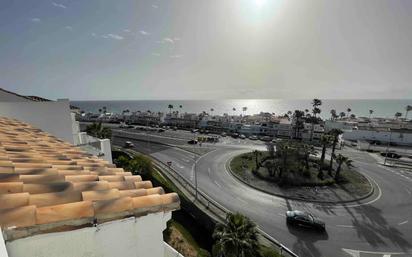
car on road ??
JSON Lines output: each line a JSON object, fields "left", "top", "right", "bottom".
{"left": 158, "top": 128, "right": 165, "bottom": 132}
{"left": 239, "top": 134, "right": 246, "bottom": 139}
{"left": 124, "top": 141, "right": 134, "bottom": 148}
{"left": 191, "top": 129, "right": 199, "bottom": 133}
{"left": 231, "top": 133, "right": 239, "bottom": 138}
{"left": 172, "top": 126, "right": 177, "bottom": 131}
{"left": 286, "top": 210, "right": 325, "bottom": 231}
{"left": 249, "top": 135, "right": 258, "bottom": 140}
{"left": 187, "top": 140, "right": 198, "bottom": 145}
{"left": 380, "top": 152, "right": 401, "bottom": 159}
{"left": 221, "top": 132, "right": 227, "bottom": 137}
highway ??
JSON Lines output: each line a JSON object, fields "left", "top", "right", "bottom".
{"left": 112, "top": 129, "right": 412, "bottom": 257}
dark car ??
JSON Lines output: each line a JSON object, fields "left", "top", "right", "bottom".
{"left": 124, "top": 141, "right": 134, "bottom": 148}
{"left": 286, "top": 210, "right": 325, "bottom": 231}
{"left": 187, "top": 140, "right": 198, "bottom": 145}
{"left": 380, "top": 152, "right": 401, "bottom": 159}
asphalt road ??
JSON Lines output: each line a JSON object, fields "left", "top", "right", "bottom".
{"left": 112, "top": 133, "right": 412, "bottom": 257}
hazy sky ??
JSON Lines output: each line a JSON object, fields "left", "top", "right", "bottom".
{"left": 0, "top": 0, "right": 411, "bottom": 100}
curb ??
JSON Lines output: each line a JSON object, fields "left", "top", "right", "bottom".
{"left": 226, "top": 155, "right": 375, "bottom": 205}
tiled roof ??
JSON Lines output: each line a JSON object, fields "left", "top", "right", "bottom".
{"left": 0, "top": 116, "right": 179, "bottom": 240}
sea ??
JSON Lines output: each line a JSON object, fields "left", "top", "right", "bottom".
{"left": 71, "top": 99, "right": 412, "bottom": 120}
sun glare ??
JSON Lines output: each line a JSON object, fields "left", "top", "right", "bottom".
{"left": 255, "top": 0, "right": 267, "bottom": 8}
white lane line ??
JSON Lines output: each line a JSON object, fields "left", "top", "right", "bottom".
{"left": 335, "top": 224, "right": 354, "bottom": 228}
{"left": 398, "top": 220, "right": 408, "bottom": 225}
{"left": 342, "top": 248, "right": 406, "bottom": 257}
{"left": 406, "top": 188, "right": 411, "bottom": 195}
{"left": 236, "top": 197, "right": 248, "bottom": 205}
{"left": 214, "top": 181, "right": 222, "bottom": 188}
{"left": 208, "top": 168, "right": 211, "bottom": 176}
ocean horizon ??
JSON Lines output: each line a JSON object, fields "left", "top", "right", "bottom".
{"left": 71, "top": 99, "right": 412, "bottom": 120}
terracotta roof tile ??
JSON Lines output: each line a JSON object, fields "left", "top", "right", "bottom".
{"left": 0, "top": 116, "right": 180, "bottom": 239}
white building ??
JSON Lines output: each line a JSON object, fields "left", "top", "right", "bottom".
{"left": 0, "top": 88, "right": 113, "bottom": 163}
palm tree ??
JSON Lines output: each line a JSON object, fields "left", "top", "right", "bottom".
{"left": 242, "top": 107, "right": 247, "bottom": 117}
{"left": 334, "top": 154, "right": 353, "bottom": 180}
{"left": 179, "top": 105, "right": 183, "bottom": 113}
{"left": 168, "top": 104, "right": 173, "bottom": 114}
{"left": 346, "top": 108, "right": 351, "bottom": 117}
{"left": 311, "top": 99, "right": 322, "bottom": 118}
{"left": 212, "top": 213, "right": 259, "bottom": 257}
{"left": 405, "top": 105, "right": 412, "bottom": 120}
{"left": 301, "top": 144, "right": 317, "bottom": 170}
{"left": 293, "top": 110, "right": 305, "bottom": 139}
{"left": 232, "top": 107, "right": 236, "bottom": 115}
{"left": 328, "top": 129, "right": 343, "bottom": 175}
{"left": 394, "top": 112, "right": 402, "bottom": 120}
{"left": 339, "top": 112, "right": 346, "bottom": 119}
{"left": 86, "top": 122, "right": 112, "bottom": 139}
{"left": 252, "top": 150, "right": 261, "bottom": 169}
{"left": 318, "top": 134, "right": 331, "bottom": 173}
{"left": 330, "top": 109, "right": 337, "bottom": 120}
{"left": 210, "top": 108, "right": 215, "bottom": 117}
{"left": 369, "top": 109, "right": 374, "bottom": 119}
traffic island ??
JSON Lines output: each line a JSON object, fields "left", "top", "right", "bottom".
{"left": 228, "top": 151, "right": 374, "bottom": 204}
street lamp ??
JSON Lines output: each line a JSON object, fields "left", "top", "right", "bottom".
{"left": 384, "top": 128, "right": 392, "bottom": 165}
{"left": 193, "top": 132, "right": 198, "bottom": 200}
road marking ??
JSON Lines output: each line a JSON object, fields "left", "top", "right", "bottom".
{"left": 214, "top": 181, "right": 222, "bottom": 188}
{"left": 398, "top": 220, "right": 408, "bottom": 225}
{"left": 208, "top": 168, "right": 211, "bottom": 175}
{"left": 336, "top": 225, "right": 354, "bottom": 228}
{"left": 406, "top": 189, "right": 412, "bottom": 195}
{"left": 236, "top": 197, "right": 248, "bottom": 204}
{"left": 342, "top": 248, "right": 406, "bottom": 257}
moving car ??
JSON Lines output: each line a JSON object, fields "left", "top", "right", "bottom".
{"left": 124, "top": 141, "right": 134, "bottom": 148}
{"left": 286, "top": 210, "right": 325, "bottom": 231}
{"left": 221, "top": 132, "right": 227, "bottom": 137}
{"left": 187, "top": 140, "right": 198, "bottom": 145}
{"left": 239, "top": 134, "right": 246, "bottom": 139}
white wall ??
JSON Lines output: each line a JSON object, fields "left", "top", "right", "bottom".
{"left": 0, "top": 99, "right": 75, "bottom": 143}
{"left": 6, "top": 212, "right": 172, "bottom": 257}
{"left": 343, "top": 130, "right": 412, "bottom": 145}
{"left": 0, "top": 90, "right": 30, "bottom": 102}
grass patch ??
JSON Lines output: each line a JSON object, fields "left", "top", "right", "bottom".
{"left": 259, "top": 245, "right": 283, "bottom": 257}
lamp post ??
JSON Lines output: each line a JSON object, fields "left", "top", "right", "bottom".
{"left": 193, "top": 132, "right": 198, "bottom": 200}
{"left": 384, "top": 128, "right": 392, "bottom": 165}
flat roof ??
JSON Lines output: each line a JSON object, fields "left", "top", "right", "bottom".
{"left": 0, "top": 116, "right": 179, "bottom": 240}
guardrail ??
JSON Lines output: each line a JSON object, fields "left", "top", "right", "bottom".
{"left": 116, "top": 141, "right": 298, "bottom": 257}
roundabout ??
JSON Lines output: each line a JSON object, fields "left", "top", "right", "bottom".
{"left": 226, "top": 151, "right": 375, "bottom": 204}
{"left": 113, "top": 134, "right": 412, "bottom": 257}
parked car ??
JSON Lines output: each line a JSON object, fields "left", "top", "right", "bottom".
{"left": 380, "top": 152, "right": 401, "bottom": 159}
{"left": 249, "top": 135, "right": 258, "bottom": 140}
{"left": 231, "top": 133, "right": 239, "bottom": 138}
{"left": 172, "top": 126, "right": 177, "bottom": 131}
{"left": 124, "top": 141, "right": 134, "bottom": 148}
{"left": 239, "top": 134, "right": 246, "bottom": 139}
{"left": 187, "top": 140, "right": 198, "bottom": 145}
{"left": 158, "top": 128, "right": 165, "bottom": 132}
{"left": 221, "top": 132, "right": 227, "bottom": 137}
{"left": 191, "top": 129, "right": 199, "bottom": 133}
{"left": 286, "top": 210, "right": 325, "bottom": 231}
{"left": 261, "top": 136, "right": 272, "bottom": 142}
